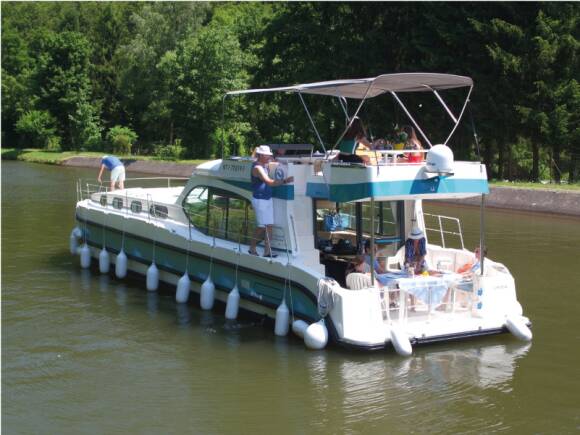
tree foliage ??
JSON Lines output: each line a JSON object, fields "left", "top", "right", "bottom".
{"left": 2, "top": 2, "right": 578, "bottom": 181}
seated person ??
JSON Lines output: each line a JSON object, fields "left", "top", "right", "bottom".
{"left": 337, "top": 117, "right": 371, "bottom": 164}
{"left": 404, "top": 226, "right": 427, "bottom": 274}
{"left": 400, "top": 125, "right": 423, "bottom": 162}
{"left": 345, "top": 255, "right": 371, "bottom": 277}
{"left": 457, "top": 246, "right": 487, "bottom": 275}
{"left": 364, "top": 240, "right": 386, "bottom": 274}
{"left": 437, "top": 246, "right": 487, "bottom": 311}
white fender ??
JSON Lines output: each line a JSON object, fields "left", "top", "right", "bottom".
{"left": 115, "top": 250, "right": 127, "bottom": 279}
{"left": 274, "top": 300, "right": 290, "bottom": 336}
{"left": 225, "top": 285, "right": 240, "bottom": 320}
{"left": 69, "top": 227, "right": 81, "bottom": 255}
{"left": 99, "top": 248, "right": 110, "bottom": 274}
{"left": 505, "top": 316, "right": 532, "bottom": 342}
{"left": 390, "top": 326, "right": 413, "bottom": 356}
{"left": 304, "top": 319, "right": 328, "bottom": 350}
{"left": 175, "top": 272, "right": 191, "bottom": 304}
{"left": 292, "top": 320, "right": 309, "bottom": 338}
{"left": 80, "top": 244, "right": 91, "bottom": 269}
{"left": 200, "top": 276, "right": 215, "bottom": 310}
{"left": 146, "top": 262, "right": 159, "bottom": 291}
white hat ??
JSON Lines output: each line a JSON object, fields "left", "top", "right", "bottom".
{"left": 408, "top": 226, "right": 424, "bottom": 240}
{"left": 255, "top": 145, "right": 273, "bottom": 156}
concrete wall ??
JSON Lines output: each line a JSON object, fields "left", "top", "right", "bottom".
{"left": 435, "top": 186, "right": 580, "bottom": 217}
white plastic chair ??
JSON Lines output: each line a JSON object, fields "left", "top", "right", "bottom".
{"left": 346, "top": 273, "right": 373, "bottom": 290}
{"left": 386, "top": 246, "right": 406, "bottom": 272}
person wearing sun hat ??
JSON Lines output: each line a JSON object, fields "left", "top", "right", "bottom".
{"left": 404, "top": 224, "right": 427, "bottom": 274}
{"left": 248, "top": 145, "right": 294, "bottom": 257}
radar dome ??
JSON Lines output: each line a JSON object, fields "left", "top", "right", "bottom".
{"left": 426, "top": 144, "right": 454, "bottom": 173}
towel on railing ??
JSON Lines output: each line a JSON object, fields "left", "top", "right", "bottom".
{"left": 317, "top": 278, "right": 339, "bottom": 317}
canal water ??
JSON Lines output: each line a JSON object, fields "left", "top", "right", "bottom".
{"left": 2, "top": 161, "right": 579, "bottom": 434}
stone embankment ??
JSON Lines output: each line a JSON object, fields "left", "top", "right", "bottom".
{"left": 63, "top": 157, "right": 580, "bottom": 217}
{"left": 62, "top": 156, "right": 196, "bottom": 178}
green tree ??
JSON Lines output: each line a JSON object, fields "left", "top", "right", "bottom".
{"left": 176, "top": 24, "right": 249, "bottom": 157}
{"left": 116, "top": 3, "right": 210, "bottom": 148}
{"left": 33, "top": 31, "right": 101, "bottom": 150}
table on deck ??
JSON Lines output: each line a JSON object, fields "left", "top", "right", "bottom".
{"left": 377, "top": 271, "right": 462, "bottom": 309}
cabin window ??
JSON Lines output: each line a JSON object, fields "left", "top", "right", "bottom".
{"left": 130, "top": 200, "right": 142, "bottom": 213}
{"left": 150, "top": 204, "right": 168, "bottom": 219}
{"left": 100, "top": 195, "right": 107, "bottom": 206}
{"left": 314, "top": 200, "right": 401, "bottom": 252}
{"left": 183, "top": 186, "right": 209, "bottom": 231}
{"left": 112, "top": 197, "right": 124, "bottom": 210}
{"left": 182, "top": 186, "right": 255, "bottom": 244}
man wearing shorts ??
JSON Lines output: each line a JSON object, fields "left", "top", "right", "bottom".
{"left": 98, "top": 155, "right": 125, "bottom": 191}
{"left": 248, "top": 145, "right": 293, "bottom": 257}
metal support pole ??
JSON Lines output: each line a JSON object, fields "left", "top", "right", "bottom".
{"left": 370, "top": 197, "right": 376, "bottom": 286}
{"left": 480, "top": 194, "right": 485, "bottom": 275}
{"left": 298, "top": 92, "right": 326, "bottom": 153}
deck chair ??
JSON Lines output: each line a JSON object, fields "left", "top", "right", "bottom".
{"left": 386, "top": 246, "right": 406, "bottom": 272}
{"left": 346, "top": 273, "right": 373, "bottom": 290}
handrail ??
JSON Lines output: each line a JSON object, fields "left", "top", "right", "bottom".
{"left": 423, "top": 212, "right": 464, "bottom": 249}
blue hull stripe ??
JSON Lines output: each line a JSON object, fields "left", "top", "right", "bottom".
{"left": 223, "top": 180, "right": 294, "bottom": 200}
{"left": 307, "top": 178, "right": 489, "bottom": 202}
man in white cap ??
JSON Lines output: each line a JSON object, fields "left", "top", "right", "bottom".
{"left": 248, "top": 145, "right": 293, "bottom": 257}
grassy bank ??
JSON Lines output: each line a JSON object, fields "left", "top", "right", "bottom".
{"left": 489, "top": 180, "right": 580, "bottom": 191}
{"left": 1, "top": 148, "right": 206, "bottom": 166}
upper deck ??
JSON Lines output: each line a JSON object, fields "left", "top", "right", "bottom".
{"left": 188, "top": 149, "right": 488, "bottom": 205}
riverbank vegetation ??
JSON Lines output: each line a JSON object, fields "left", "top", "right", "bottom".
{"left": 2, "top": 3, "right": 578, "bottom": 183}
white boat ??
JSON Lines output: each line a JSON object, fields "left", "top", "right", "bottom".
{"left": 71, "top": 73, "right": 532, "bottom": 353}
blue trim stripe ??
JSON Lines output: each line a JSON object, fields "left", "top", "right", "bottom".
{"left": 222, "top": 180, "right": 295, "bottom": 200}
{"left": 306, "top": 182, "right": 330, "bottom": 199}
{"left": 325, "top": 178, "right": 488, "bottom": 202}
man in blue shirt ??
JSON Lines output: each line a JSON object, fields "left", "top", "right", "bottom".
{"left": 98, "top": 155, "right": 125, "bottom": 191}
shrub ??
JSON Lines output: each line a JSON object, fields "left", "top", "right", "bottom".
{"left": 106, "top": 126, "right": 137, "bottom": 155}
{"left": 46, "top": 136, "right": 62, "bottom": 152}
{"left": 153, "top": 141, "right": 185, "bottom": 161}
{"left": 15, "top": 110, "right": 59, "bottom": 149}
{"left": 69, "top": 101, "right": 103, "bottom": 151}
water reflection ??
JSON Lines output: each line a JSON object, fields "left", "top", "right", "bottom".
{"left": 175, "top": 303, "right": 192, "bottom": 327}
{"left": 114, "top": 284, "right": 128, "bottom": 311}
{"left": 78, "top": 269, "right": 92, "bottom": 292}
{"left": 146, "top": 292, "right": 159, "bottom": 318}
{"left": 309, "top": 341, "right": 533, "bottom": 426}
{"left": 98, "top": 274, "right": 110, "bottom": 293}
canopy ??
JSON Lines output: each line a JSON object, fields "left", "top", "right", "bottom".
{"left": 226, "top": 73, "right": 473, "bottom": 100}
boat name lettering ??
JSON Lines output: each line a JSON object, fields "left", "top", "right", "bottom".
{"left": 221, "top": 163, "right": 247, "bottom": 175}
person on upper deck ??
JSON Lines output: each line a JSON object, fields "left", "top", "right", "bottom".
{"left": 249, "top": 145, "right": 294, "bottom": 258}
{"left": 97, "top": 155, "right": 125, "bottom": 191}
{"left": 404, "top": 225, "right": 428, "bottom": 274}
{"left": 401, "top": 125, "right": 423, "bottom": 163}
{"left": 337, "top": 117, "right": 372, "bottom": 164}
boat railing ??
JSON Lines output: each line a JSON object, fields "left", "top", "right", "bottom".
{"left": 328, "top": 149, "right": 429, "bottom": 168}
{"left": 379, "top": 279, "right": 474, "bottom": 324}
{"left": 422, "top": 213, "right": 465, "bottom": 250}
{"left": 76, "top": 176, "right": 188, "bottom": 203}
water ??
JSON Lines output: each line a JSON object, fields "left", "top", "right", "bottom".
{"left": 2, "top": 161, "right": 579, "bottom": 434}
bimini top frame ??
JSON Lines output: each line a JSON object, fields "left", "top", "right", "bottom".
{"left": 225, "top": 73, "right": 474, "bottom": 153}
